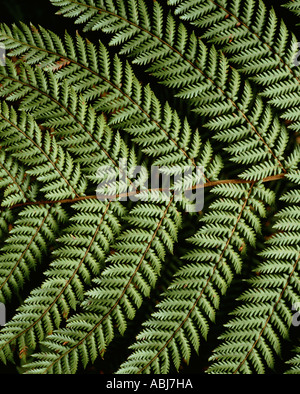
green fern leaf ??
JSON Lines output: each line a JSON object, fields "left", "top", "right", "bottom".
{"left": 207, "top": 175, "right": 300, "bottom": 374}
{"left": 21, "top": 198, "right": 182, "bottom": 373}
{"left": 0, "top": 199, "right": 125, "bottom": 363}
{"left": 0, "top": 151, "right": 38, "bottom": 207}
{"left": 285, "top": 347, "right": 300, "bottom": 374}
{"left": 0, "top": 26, "right": 219, "bottom": 179}
{"left": 168, "top": 0, "right": 300, "bottom": 134}
{"left": 47, "top": 0, "right": 295, "bottom": 181}
{"left": 115, "top": 182, "right": 275, "bottom": 373}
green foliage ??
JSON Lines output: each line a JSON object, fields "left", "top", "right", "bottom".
{"left": 284, "top": 1, "right": 300, "bottom": 23}
{"left": 0, "top": 0, "right": 299, "bottom": 375}
{"left": 286, "top": 347, "right": 300, "bottom": 374}
{"left": 116, "top": 182, "right": 274, "bottom": 374}
{"left": 207, "top": 174, "right": 300, "bottom": 374}
{"left": 168, "top": 0, "right": 300, "bottom": 134}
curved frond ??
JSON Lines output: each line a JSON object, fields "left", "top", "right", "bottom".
{"left": 0, "top": 151, "right": 38, "bottom": 207}
{"left": 0, "top": 0, "right": 298, "bottom": 376}
{"left": 0, "top": 27, "right": 219, "bottom": 180}
{"left": 0, "top": 102, "right": 87, "bottom": 200}
{"left": 47, "top": 0, "right": 294, "bottom": 180}
{"left": 115, "top": 182, "right": 275, "bottom": 373}
{"left": 284, "top": 1, "right": 300, "bottom": 23}
{"left": 285, "top": 347, "right": 300, "bottom": 374}
{"left": 0, "top": 204, "right": 68, "bottom": 304}
{"left": 0, "top": 200, "right": 125, "bottom": 364}
{"left": 21, "top": 198, "right": 183, "bottom": 373}
{"left": 168, "top": 0, "right": 300, "bottom": 134}
{"left": 207, "top": 175, "right": 300, "bottom": 374}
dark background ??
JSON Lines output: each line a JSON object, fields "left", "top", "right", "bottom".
{"left": 0, "top": 0, "right": 299, "bottom": 376}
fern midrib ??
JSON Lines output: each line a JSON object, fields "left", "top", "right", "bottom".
{"left": 207, "top": 0, "right": 300, "bottom": 85}
{"left": 233, "top": 250, "right": 300, "bottom": 374}
{"left": 0, "top": 35, "right": 198, "bottom": 172}
{"left": 40, "top": 195, "right": 175, "bottom": 374}
{"left": 7, "top": 173, "right": 287, "bottom": 211}
{"left": 0, "top": 201, "right": 111, "bottom": 352}
{"left": 0, "top": 204, "right": 53, "bottom": 292}
{"left": 0, "top": 161, "right": 29, "bottom": 202}
{"left": 55, "top": 0, "right": 287, "bottom": 173}
{"left": 0, "top": 112, "right": 80, "bottom": 198}
{"left": 136, "top": 181, "right": 255, "bottom": 373}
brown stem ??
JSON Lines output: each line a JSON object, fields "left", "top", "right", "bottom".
{"left": 7, "top": 173, "right": 286, "bottom": 210}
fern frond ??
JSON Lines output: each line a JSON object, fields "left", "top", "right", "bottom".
{"left": 283, "top": 1, "right": 300, "bottom": 23}
{"left": 0, "top": 209, "right": 14, "bottom": 241}
{"left": 0, "top": 204, "right": 68, "bottom": 304}
{"left": 28, "top": 181, "right": 275, "bottom": 374}
{"left": 115, "top": 182, "right": 275, "bottom": 373}
{"left": 168, "top": 0, "right": 300, "bottom": 134}
{"left": 47, "top": 0, "right": 294, "bottom": 180}
{"left": 0, "top": 27, "right": 220, "bottom": 180}
{"left": 0, "top": 102, "right": 142, "bottom": 363}
{"left": 0, "top": 0, "right": 298, "bottom": 375}
{"left": 0, "top": 102, "right": 87, "bottom": 200}
{"left": 21, "top": 197, "right": 183, "bottom": 373}
{"left": 0, "top": 151, "right": 38, "bottom": 207}
{"left": 285, "top": 347, "right": 300, "bottom": 374}
{"left": 0, "top": 98, "right": 133, "bottom": 362}
{"left": 0, "top": 100, "right": 91, "bottom": 304}
{"left": 0, "top": 60, "right": 131, "bottom": 182}
{"left": 207, "top": 176, "right": 300, "bottom": 374}
{"left": 0, "top": 199, "right": 125, "bottom": 363}
{"left": 0, "top": 101, "right": 95, "bottom": 305}
{"left": 0, "top": 35, "right": 205, "bottom": 366}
